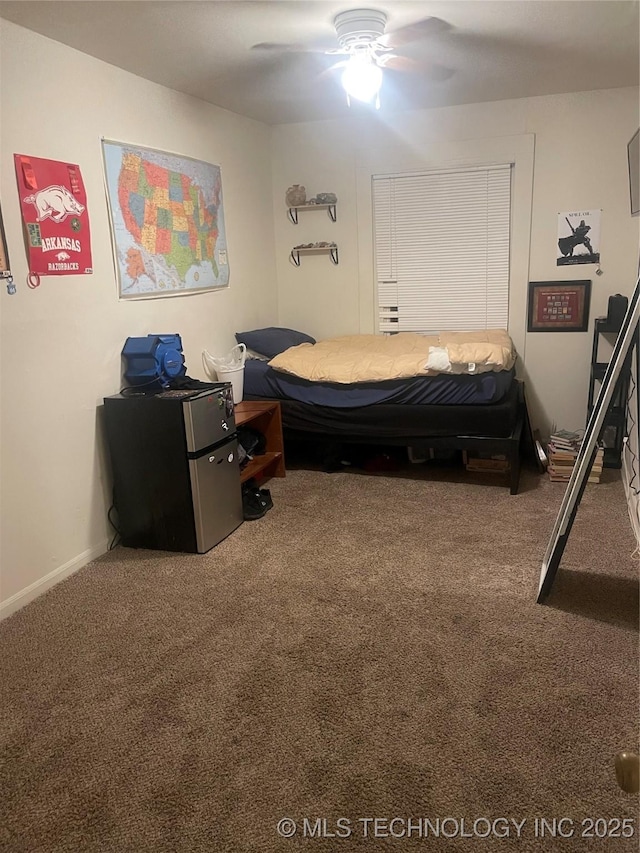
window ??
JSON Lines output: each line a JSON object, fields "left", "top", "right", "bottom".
{"left": 373, "top": 164, "right": 512, "bottom": 333}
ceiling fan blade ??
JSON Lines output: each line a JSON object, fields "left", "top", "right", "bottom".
{"left": 252, "top": 42, "right": 305, "bottom": 52}
{"left": 317, "top": 59, "right": 349, "bottom": 80}
{"left": 377, "top": 54, "right": 410, "bottom": 70}
{"left": 378, "top": 54, "right": 454, "bottom": 82}
{"left": 251, "top": 41, "right": 333, "bottom": 54}
{"left": 378, "top": 16, "right": 451, "bottom": 49}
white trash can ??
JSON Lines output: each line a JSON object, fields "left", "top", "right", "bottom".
{"left": 202, "top": 343, "right": 246, "bottom": 403}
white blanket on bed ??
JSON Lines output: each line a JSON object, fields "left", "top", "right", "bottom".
{"left": 268, "top": 330, "right": 516, "bottom": 383}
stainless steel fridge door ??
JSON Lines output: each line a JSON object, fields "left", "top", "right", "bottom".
{"left": 183, "top": 387, "right": 235, "bottom": 453}
{"left": 188, "top": 439, "right": 243, "bottom": 552}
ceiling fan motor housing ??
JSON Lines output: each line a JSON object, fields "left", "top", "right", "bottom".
{"left": 334, "top": 9, "right": 387, "bottom": 49}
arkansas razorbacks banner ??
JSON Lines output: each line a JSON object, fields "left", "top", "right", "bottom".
{"left": 14, "top": 154, "right": 93, "bottom": 276}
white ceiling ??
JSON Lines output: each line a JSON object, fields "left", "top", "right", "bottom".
{"left": 1, "top": 1, "right": 638, "bottom": 125}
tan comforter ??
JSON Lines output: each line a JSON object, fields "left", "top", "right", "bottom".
{"left": 268, "top": 330, "right": 516, "bottom": 384}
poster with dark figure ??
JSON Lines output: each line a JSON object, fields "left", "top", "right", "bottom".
{"left": 557, "top": 209, "right": 601, "bottom": 266}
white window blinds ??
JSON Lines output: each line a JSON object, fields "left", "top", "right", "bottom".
{"left": 373, "top": 164, "right": 512, "bottom": 333}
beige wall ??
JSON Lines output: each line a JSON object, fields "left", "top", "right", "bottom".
{"left": 2, "top": 19, "right": 638, "bottom": 615}
{"left": 271, "top": 87, "right": 640, "bottom": 435}
{"left": 0, "top": 21, "right": 278, "bottom": 613}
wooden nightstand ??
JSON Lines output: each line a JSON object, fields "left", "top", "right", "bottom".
{"left": 234, "top": 400, "right": 286, "bottom": 484}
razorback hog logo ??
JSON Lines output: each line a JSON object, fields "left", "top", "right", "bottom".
{"left": 56, "top": 252, "right": 71, "bottom": 261}
{"left": 23, "top": 185, "right": 85, "bottom": 223}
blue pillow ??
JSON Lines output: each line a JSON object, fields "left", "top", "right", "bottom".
{"left": 235, "top": 327, "right": 316, "bottom": 359}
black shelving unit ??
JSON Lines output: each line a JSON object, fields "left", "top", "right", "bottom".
{"left": 587, "top": 317, "right": 632, "bottom": 468}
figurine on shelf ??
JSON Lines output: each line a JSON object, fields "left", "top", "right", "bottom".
{"left": 293, "top": 242, "right": 337, "bottom": 250}
{"left": 316, "top": 192, "right": 337, "bottom": 204}
{"left": 285, "top": 185, "right": 306, "bottom": 207}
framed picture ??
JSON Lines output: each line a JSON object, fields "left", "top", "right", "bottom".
{"left": 0, "top": 204, "right": 10, "bottom": 275}
{"left": 628, "top": 127, "right": 639, "bottom": 217}
{"left": 527, "top": 280, "right": 591, "bottom": 332}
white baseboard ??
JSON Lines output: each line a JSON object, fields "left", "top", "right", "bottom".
{"left": 0, "top": 539, "right": 109, "bottom": 621}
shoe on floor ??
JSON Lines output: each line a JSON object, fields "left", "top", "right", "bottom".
{"left": 259, "top": 488, "right": 273, "bottom": 510}
{"left": 242, "top": 492, "right": 267, "bottom": 521}
{"left": 244, "top": 480, "right": 273, "bottom": 511}
{"left": 242, "top": 482, "right": 272, "bottom": 520}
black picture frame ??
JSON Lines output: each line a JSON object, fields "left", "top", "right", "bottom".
{"left": 628, "top": 127, "right": 640, "bottom": 217}
{"left": 0, "top": 204, "right": 9, "bottom": 274}
{"left": 527, "top": 280, "right": 591, "bottom": 333}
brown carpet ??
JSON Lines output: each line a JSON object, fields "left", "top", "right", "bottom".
{"left": 1, "top": 468, "right": 638, "bottom": 852}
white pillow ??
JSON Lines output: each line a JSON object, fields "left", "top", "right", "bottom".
{"left": 425, "top": 346, "right": 451, "bottom": 372}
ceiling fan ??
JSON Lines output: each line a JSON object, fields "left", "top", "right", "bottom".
{"left": 252, "top": 8, "right": 453, "bottom": 109}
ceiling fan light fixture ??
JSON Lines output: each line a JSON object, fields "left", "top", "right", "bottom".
{"left": 341, "top": 53, "right": 383, "bottom": 107}
{"left": 334, "top": 8, "right": 387, "bottom": 49}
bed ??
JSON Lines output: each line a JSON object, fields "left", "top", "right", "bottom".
{"left": 236, "top": 328, "right": 528, "bottom": 494}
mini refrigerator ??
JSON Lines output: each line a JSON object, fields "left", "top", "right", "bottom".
{"left": 104, "top": 384, "right": 243, "bottom": 553}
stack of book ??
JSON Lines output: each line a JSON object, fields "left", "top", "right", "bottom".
{"left": 547, "top": 429, "right": 603, "bottom": 483}
{"left": 463, "top": 450, "right": 510, "bottom": 474}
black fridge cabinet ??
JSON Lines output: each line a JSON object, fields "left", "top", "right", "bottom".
{"left": 104, "top": 384, "right": 243, "bottom": 553}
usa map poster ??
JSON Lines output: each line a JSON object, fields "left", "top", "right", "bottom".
{"left": 101, "top": 140, "right": 229, "bottom": 299}
{"left": 14, "top": 154, "right": 92, "bottom": 276}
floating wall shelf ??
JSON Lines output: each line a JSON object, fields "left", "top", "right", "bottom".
{"left": 288, "top": 203, "right": 337, "bottom": 225}
{"left": 290, "top": 246, "right": 339, "bottom": 266}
